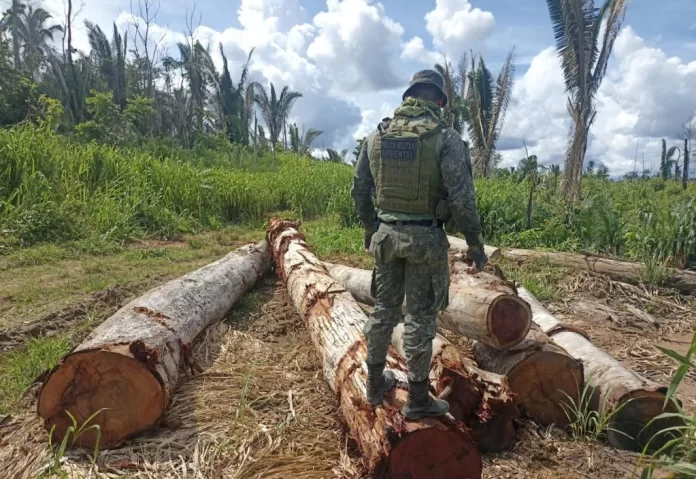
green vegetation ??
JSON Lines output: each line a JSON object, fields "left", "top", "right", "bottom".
{"left": 635, "top": 331, "right": 696, "bottom": 478}
{"left": 2, "top": 123, "right": 695, "bottom": 272}
{"left": 0, "top": 334, "right": 72, "bottom": 414}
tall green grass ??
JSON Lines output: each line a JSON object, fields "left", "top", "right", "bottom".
{"left": 2, "top": 123, "right": 695, "bottom": 270}
{"left": 0, "top": 124, "right": 354, "bottom": 248}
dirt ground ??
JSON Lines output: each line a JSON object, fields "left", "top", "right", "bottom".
{"left": 0, "top": 249, "right": 694, "bottom": 478}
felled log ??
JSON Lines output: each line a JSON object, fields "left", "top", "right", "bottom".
{"left": 391, "top": 323, "right": 519, "bottom": 452}
{"left": 38, "top": 242, "right": 271, "bottom": 449}
{"left": 448, "top": 261, "right": 584, "bottom": 428}
{"left": 447, "top": 235, "right": 501, "bottom": 260}
{"left": 502, "top": 248, "right": 696, "bottom": 294}
{"left": 268, "top": 219, "right": 482, "bottom": 478}
{"left": 324, "top": 262, "right": 531, "bottom": 350}
{"left": 517, "top": 286, "right": 683, "bottom": 452}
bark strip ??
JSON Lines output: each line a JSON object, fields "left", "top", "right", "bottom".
{"left": 38, "top": 242, "right": 270, "bottom": 449}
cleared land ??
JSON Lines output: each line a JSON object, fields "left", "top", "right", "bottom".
{"left": 0, "top": 217, "right": 694, "bottom": 478}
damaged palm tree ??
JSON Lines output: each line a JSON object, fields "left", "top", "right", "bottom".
{"left": 545, "top": 0, "right": 630, "bottom": 203}
{"left": 267, "top": 219, "right": 482, "bottom": 478}
{"left": 38, "top": 242, "right": 271, "bottom": 449}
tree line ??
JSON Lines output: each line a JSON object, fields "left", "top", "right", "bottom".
{"left": 0, "top": 0, "right": 693, "bottom": 198}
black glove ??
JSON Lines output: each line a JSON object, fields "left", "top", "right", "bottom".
{"left": 466, "top": 244, "right": 488, "bottom": 271}
{"left": 364, "top": 222, "right": 379, "bottom": 251}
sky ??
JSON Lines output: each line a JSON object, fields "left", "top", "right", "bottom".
{"left": 19, "top": 0, "right": 696, "bottom": 175}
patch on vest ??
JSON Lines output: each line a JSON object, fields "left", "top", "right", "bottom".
{"left": 381, "top": 138, "right": 417, "bottom": 161}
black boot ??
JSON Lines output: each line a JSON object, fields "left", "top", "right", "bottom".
{"left": 366, "top": 362, "right": 396, "bottom": 406}
{"left": 401, "top": 379, "right": 449, "bottom": 419}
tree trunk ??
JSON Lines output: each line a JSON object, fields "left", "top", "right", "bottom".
{"left": 562, "top": 113, "right": 590, "bottom": 204}
{"left": 323, "top": 262, "right": 531, "bottom": 350}
{"left": 684, "top": 138, "right": 690, "bottom": 190}
{"left": 448, "top": 260, "right": 583, "bottom": 427}
{"left": 501, "top": 248, "right": 696, "bottom": 294}
{"left": 38, "top": 242, "right": 271, "bottom": 449}
{"left": 390, "top": 323, "right": 519, "bottom": 453}
{"left": 516, "top": 286, "right": 684, "bottom": 452}
{"left": 447, "top": 235, "right": 501, "bottom": 260}
{"left": 526, "top": 182, "right": 534, "bottom": 229}
{"left": 268, "top": 219, "right": 482, "bottom": 478}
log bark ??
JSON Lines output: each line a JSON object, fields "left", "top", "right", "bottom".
{"left": 37, "top": 242, "right": 271, "bottom": 449}
{"left": 516, "top": 286, "right": 684, "bottom": 452}
{"left": 324, "top": 262, "right": 531, "bottom": 350}
{"left": 447, "top": 236, "right": 501, "bottom": 261}
{"left": 268, "top": 219, "right": 482, "bottom": 478}
{"left": 448, "top": 260, "right": 584, "bottom": 428}
{"left": 502, "top": 248, "right": 696, "bottom": 294}
{"left": 391, "top": 323, "right": 519, "bottom": 453}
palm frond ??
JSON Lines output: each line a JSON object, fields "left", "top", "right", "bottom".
{"left": 487, "top": 46, "right": 516, "bottom": 149}
{"left": 591, "top": 0, "right": 629, "bottom": 94}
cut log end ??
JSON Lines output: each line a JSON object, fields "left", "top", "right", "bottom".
{"left": 507, "top": 350, "right": 583, "bottom": 428}
{"left": 388, "top": 427, "right": 483, "bottom": 479}
{"left": 489, "top": 295, "right": 532, "bottom": 349}
{"left": 608, "top": 390, "right": 684, "bottom": 452}
{"left": 38, "top": 350, "right": 165, "bottom": 448}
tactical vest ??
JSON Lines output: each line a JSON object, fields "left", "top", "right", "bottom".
{"left": 368, "top": 101, "right": 446, "bottom": 217}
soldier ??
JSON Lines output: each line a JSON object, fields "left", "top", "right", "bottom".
{"left": 351, "top": 69, "right": 488, "bottom": 420}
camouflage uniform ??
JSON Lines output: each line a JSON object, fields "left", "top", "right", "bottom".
{"left": 351, "top": 70, "right": 484, "bottom": 417}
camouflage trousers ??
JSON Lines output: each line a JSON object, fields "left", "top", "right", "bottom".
{"left": 364, "top": 222, "right": 450, "bottom": 383}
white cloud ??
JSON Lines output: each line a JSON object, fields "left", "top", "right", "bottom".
{"left": 424, "top": 0, "right": 495, "bottom": 61}
{"left": 401, "top": 36, "right": 444, "bottom": 66}
{"left": 499, "top": 27, "right": 696, "bottom": 177}
{"left": 306, "top": 0, "right": 406, "bottom": 92}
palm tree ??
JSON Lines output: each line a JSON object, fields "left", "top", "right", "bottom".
{"left": 326, "top": 149, "right": 347, "bottom": 163}
{"left": 1, "top": 0, "right": 25, "bottom": 69}
{"left": 517, "top": 147, "right": 545, "bottom": 229}
{"left": 659, "top": 139, "right": 681, "bottom": 180}
{"left": 216, "top": 46, "right": 254, "bottom": 144}
{"left": 546, "top": 0, "right": 630, "bottom": 203}
{"left": 16, "top": 5, "right": 63, "bottom": 77}
{"left": 595, "top": 164, "right": 610, "bottom": 180}
{"left": 434, "top": 55, "right": 470, "bottom": 134}
{"left": 173, "top": 40, "right": 217, "bottom": 134}
{"left": 289, "top": 123, "right": 323, "bottom": 156}
{"left": 84, "top": 21, "right": 127, "bottom": 110}
{"left": 585, "top": 159, "right": 596, "bottom": 176}
{"left": 549, "top": 164, "right": 562, "bottom": 194}
{"left": 251, "top": 82, "right": 303, "bottom": 149}
{"left": 466, "top": 48, "right": 516, "bottom": 177}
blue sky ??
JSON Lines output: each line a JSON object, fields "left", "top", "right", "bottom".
{"left": 149, "top": 0, "right": 696, "bottom": 71}
{"left": 23, "top": 0, "right": 696, "bottom": 174}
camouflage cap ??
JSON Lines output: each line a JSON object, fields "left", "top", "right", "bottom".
{"left": 402, "top": 69, "right": 448, "bottom": 106}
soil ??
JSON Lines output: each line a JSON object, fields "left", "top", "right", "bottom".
{"left": 0, "top": 262, "right": 693, "bottom": 478}
{"left": 0, "top": 284, "right": 134, "bottom": 351}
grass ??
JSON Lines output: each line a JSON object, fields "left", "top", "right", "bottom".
{"left": 559, "top": 375, "right": 633, "bottom": 443}
{"left": 0, "top": 334, "right": 72, "bottom": 414}
{"left": 634, "top": 331, "right": 696, "bottom": 478}
{"left": 497, "top": 257, "right": 565, "bottom": 301}
{"left": 2, "top": 124, "right": 695, "bottom": 272}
